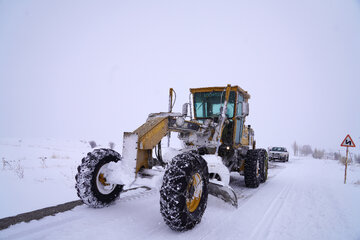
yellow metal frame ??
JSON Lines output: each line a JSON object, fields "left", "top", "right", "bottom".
{"left": 132, "top": 117, "right": 169, "bottom": 172}
{"left": 190, "top": 85, "right": 250, "bottom": 99}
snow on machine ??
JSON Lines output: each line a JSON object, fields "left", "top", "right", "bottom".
{"left": 75, "top": 84, "right": 268, "bottom": 231}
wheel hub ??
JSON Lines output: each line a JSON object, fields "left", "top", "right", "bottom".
{"left": 96, "top": 164, "right": 116, "bottom": 195}
{"left": 98, "top": 173, "right": 109, "bottom": 186}
{"left": 186, "top": 173, "right": 203, "bottom": 213}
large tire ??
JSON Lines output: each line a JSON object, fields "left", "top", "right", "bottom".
{"left": 258, "top": 149, "right": 268, "bottom": 183}
{"left": 160, "top": 152, "right": 209, "bottom": 231}
{"left": 75, "top": 148, "right": 123, "bottom": 208}
{"left": 244, "top": 149, "right": 261, "bottom": 188}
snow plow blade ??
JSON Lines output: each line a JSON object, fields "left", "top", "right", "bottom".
{"left": 208, "top": 181, "right": 238, "bottom": 208}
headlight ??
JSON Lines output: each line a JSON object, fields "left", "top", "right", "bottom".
{"left": 176, "top": 117, "right": 185, "bottom": 127}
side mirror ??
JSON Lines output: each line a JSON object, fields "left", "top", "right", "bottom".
{"left": 182, "top": 103, "right": 188, "bottom": 117}
{"left": 236, "top": 102, "right": 249, "bottom": 119}
{"left": 242, "top": 102, "right": 249, "bottom": 117}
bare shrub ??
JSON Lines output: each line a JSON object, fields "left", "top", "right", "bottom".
{"left": 51, "top": 154, "right": 69, "bottom": 159}
{"left": 2, "top": 158, "right": 24, "bottom": 178}
{"left": 292, "top": 141, "right": 299, "bottom": 156}
{"left": 15, "top": 163, "right": 24, "bottom": 179}
{"left": 334, "top": 152, "right": 341, "bottom": 160}
{"left": 354, "top": 154, "right": 360, "bottom": 164}
{"left": 39, "top": 157, "right": 47, "bottom": 168}
{"left": 2, "top": 158, "right": 15, "bottom": 170}
{"left": 2, "top": 157, "right": 9, "bottom": 170}
{"left": 89, "top": 141, "right": 97, "bottom": 148}
{"left": 300, "top": 145, "right": 313, "bottom": 156}
{"left": 340, "top": 156, "right": 352, "bottom": 165}
{"left": 109, "top": 142, "right": 115, "bottom": 150}
{"left": 312, "top": 148, "right": 325, "bottom": 159}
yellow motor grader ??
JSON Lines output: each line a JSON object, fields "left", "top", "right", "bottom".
{"left": 75, "top": 84, "right": 268, "bottom": 231}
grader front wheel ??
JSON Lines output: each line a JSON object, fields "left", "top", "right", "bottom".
{"left": 160, "top": 152, "right": 209, "bottom": 231}
{"left": 75, "top": 148, "right": 123, "bottom": 208}
{"left": 186, "top": 173, "right": 203, "bottom": 212}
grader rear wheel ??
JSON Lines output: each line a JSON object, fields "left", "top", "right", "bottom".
{"left": 258, "top": 149, "right": 268, "bottom": 183}
{"left": 160, "top": 152, "right": 209, "bottom": 231}
{"left": 244, "top": 149, "right": 268, "bottom": 187}
{"left": 244, "top": 149, "right": 261, "bottom": 188}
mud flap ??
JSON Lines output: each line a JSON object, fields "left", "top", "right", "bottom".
{"left": 208, "top": 180, "right": 238, "bottom": 208}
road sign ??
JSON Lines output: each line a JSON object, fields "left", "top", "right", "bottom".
{"left": 340, "top": 134, "right": 356, "bottom": 184}
{"left": 341, "top": 134, "right": 356, "bottom": 147}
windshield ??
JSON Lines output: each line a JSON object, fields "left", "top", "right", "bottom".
{"left": 271, "top": 147, "right": 286, "bottom": 152}
{"left": 194, "top": 91, "right": 236, "bottom": 119}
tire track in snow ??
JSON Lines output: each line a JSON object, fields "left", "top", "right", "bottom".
{"left": 195, "top": 164, "right": 288, "bottom": 240}
{"left": 118, "top": 186, "right": 157, "bottom": 203}
{"left": 248, "top": 182, "right": 294, "bottom": 240}
{"left": 197, "top": 184, "right": 268, "bottom": 240}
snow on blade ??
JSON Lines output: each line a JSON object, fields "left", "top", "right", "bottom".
{"left": 107, "top": 133, "right": 138, "bottom": 188}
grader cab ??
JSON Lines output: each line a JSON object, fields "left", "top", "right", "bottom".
{"left": 75, "top": 84, "right": 268, "bottom": 231}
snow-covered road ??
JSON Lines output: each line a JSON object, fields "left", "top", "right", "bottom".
{"left": 1, "top": 157, "right": 360, "bottom": 240}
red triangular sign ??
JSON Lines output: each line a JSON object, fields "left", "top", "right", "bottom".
{"left": 341, "top": 134, "right": 356, "bottom": 147}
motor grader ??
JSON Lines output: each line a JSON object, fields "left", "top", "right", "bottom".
{"left": 75, "top": 84, "right": 268, "bottom": 231}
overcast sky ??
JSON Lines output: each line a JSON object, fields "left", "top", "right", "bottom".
{"left": 1, "top": 0, "right": 359, "bottom": 154}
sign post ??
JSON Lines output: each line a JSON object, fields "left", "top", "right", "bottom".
{"left": 340, "top": 134, "right": 356, "bottom": 184}
{"left": 344, "top": 146, "right": 348, "bottom": 184}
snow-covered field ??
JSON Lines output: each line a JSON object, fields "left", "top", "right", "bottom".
{"left": 1, "top": 138, "right": 360, "bottom": 240}
{"left": 0, "top": 138, "right": 106, "bottom": 218}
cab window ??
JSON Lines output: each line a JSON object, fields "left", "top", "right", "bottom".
{"left": 194, "top": 91, "right": 236, "bottom": 119}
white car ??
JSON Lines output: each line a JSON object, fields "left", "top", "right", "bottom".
{"left": 268, "top": 147, "right": 289, "bottom": 162}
